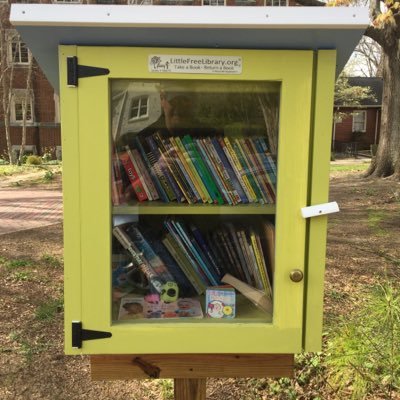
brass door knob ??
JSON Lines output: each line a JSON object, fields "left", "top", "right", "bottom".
{"left": 290, "top": 269, "right": 304, "bottom": 282}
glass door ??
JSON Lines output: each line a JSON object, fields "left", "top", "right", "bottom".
{"left": 66, "top": 47, "right": 314, "bottom": 354}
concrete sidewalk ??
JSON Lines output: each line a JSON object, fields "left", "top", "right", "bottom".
{"left": 0, "top": 187, "right": 63, "bottom": 235}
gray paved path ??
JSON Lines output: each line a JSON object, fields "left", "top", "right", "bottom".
{"left": 0, "top": 187, "right": 63, "bottom": 235}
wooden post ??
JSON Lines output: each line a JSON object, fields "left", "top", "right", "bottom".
{"left": 90, "top": 353, "right": 294, "bottom": 399}
{"left": 174, "top": 378, "right": 207, "bottom": 400}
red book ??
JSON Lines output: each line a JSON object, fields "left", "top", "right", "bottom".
{"left": 119, "top": 151, "right": 148, "bottom": 202}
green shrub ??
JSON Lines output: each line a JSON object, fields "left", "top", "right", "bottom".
{"left": 25, "top": 155, "right": 42, "bottom": 165}
{"left": 43, "top": 170, "right": 54, "bottom": 181}
{"left": 326, "top": 281, "right": 400, "bottom": 399}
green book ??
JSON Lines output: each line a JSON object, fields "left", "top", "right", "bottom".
{"left": 182, "top": 135, "right": 224, "bottom": 205}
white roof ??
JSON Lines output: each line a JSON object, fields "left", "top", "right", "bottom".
{"left": 10, "top": 5, "right": 369, "bottom": 91}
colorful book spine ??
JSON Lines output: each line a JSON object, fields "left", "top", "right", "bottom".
{"left": 189, "top": 223, "right": 223, "bottom": 278}
{"left": 169, "top": 137, "right": 202, "bottom": 203}
{"left": 254, "top": 138, "right": 277, "bottom": 196}
{"left": 183, "top": 135, "right": 224, "bottom": 205}
{"left": 131, "top": 149, "right": 160, "bottom": 200}
{"left": 172, "top": 219, "right": 220, "bottom": 286}
{"left": 226, "top": 223, "right": 252, "bottom": 285}
{"left": 174, "top": 136, "right": 211, "bottom": 204}
{"left": 211, "top": 137, "right": 248, "bottom": 204}
{"left": 162, "top": 234, "right": 206, "bottom": 295}
{"left": 153, "top": 133, "right": 193, "bottom": 204}
{"left": 146, "top": 136, "right": 185, "bottom": 202}
{"left": 233, "top": 139, "right": 265, "bottom": 204}
{"left": 223, "top": 137, "right": 257, "bottom": 203}
{"left": 204, "top": 137, "right": 239, "bottom": 205}
{"left": 250, "top": 228, "right": 271, "bottom": 296}
{"left": 164, "top": 219, "right": 209, "bottom": 285}
{"left": 119, "top": 151, "right": 148, "bottom": 202}
{"left": 127, "top": 147, "right": 154, "bottom": 201}
{"left": 134, "top": 136, "right": 168, "bottom": 202}
{"left": 242, "top": 138, "right": 275, "bottom": 203}
{"left": 112, "top": 226, "right": 163, "bottom": 293}
{"left": 195, "top": 138, "right": 232, "bottom": 205}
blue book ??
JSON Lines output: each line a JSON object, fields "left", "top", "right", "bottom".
{"left": 256, "top": 137, "right": 277, "bottom": 185}
{"left": 189, "top": 223, "right": 224, "bottom": 278}
{"left": 164, "top": 219, "right": 209, "bottom": 286}
{"left": 146, "top": 135, "right": 185, "bottom": 203}
{"left": 211, "top": 137, "right": 249, "bottom": 204}
{"left": 172, "top": 219, "right": 219, "bottom": 286}
{"left": 134, "top": 136, "right": 168, "bottom": 202}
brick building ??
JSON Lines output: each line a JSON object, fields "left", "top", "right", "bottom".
{"left": 332, "top": 77, "right": 382, "bottom": 154}
{"left": 0, "top": 0, "right": 308, "bottom": 161}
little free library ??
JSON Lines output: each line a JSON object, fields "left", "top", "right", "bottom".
{"left": 11, "top": 3, "right": 368, "bottom": 395}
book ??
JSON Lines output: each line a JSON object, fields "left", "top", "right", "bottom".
{"left": 211, "top": 137, "right": 248, "bottom": 204}
{"left": 131, "top": 147, "right": 160, "bottom": 201}
{"left": 223, "top": 137, "right": 257, "bottom": 203}
{"left": 162, "top": 233, "right": 206, "bottom": 295}
{"left": 127, "top": 146, "right": 154, "bottom": 201}
{"left": 172, "top": 219, "right": 220, "bottom": 286}
{"left": 221, "top": 273, "right": 272, "bottom": 314}
{"left": 233, "top": 139, "right": 265, "bottom": 204}
{"left": 154, "top": 132, "right": 196, "bottom": 204}
{"left": 113, "top": 226, "right": 164, "bottom": 294}
{"left": 189, "top": 223, "right": 223, "bottom": 278}
{"left": 225, "top": 223, "right": 252, "bottom": 284}
{"left": 202, "top": 137, "right": 237, "bottom": 205}
{"left": 164, "top": 219, "right": 209, "bottom": 285}
{"left": 119, "top": 151, "right": 148, "bottom": 202}
{"left": 146, "top": 135, "right": 185, "bottom": 202}
{"left": 169, "top": 136, "right": 202, "bottom": 203}
{"left": 174, "top": 136, "right": 211, "bottom": 203}
{"left": 134, "top": 135, "right": 169, "bottom": 202}
{"left": 206, "top": 286, "right": 236, "bottom": 319}
{"left": 126, "top": 225, "right": 177, "bottom": 289}
{"left": 250, "top": 228, "right": 272, "bottom": 298}
{"left": 182, "top": 135, "right": 224, "bottom": 205}
{"left": 119, "top": 296, "right": 204, "bottom": 320}
{"left": 241, "top": 138, "right": 274, "bottom": 203}
{"left": 195, "top": 138, "right": 232, "bottom": 205}
{"left": 260, "top": 220, "right": 275, "bottom": 283}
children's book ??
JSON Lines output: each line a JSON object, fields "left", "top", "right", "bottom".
{"left": 206, "top": 286, "right": 236, "bottom": 319}
{"left": 118, "top": 296, "right": 204, "bottom": 320}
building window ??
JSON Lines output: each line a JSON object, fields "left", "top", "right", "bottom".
{"left": 129, "top": 96, "right": 149, "bottom": 121}
{"left": 11, "top": 90, "right": 34, "bottom": 124}
{"left": 352, "top": 110, "right": 367, "bottom": 132}
{"left": 7, "top": 31, "right": 31, "bottom": 65}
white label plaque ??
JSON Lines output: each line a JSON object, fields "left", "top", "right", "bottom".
{"left": 149, "top": 55, "right": 242, "bottom": 75}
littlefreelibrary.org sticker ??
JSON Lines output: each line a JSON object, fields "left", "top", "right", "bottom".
{"left": 149, "top": 55, "right": 242, "bottom": 75}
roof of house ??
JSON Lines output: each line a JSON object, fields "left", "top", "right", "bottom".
{"left": 10, "top": 5, "right": 369, "bottom": 92}
{"left": 336, "top": 76, "right": 383, "bottom": 107}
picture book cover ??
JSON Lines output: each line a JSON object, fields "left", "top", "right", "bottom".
{"left": 118, "top": 296, "right": 204, "bottom": 320}
{"left": 206, "top": 286, "right": 236, "bottom": 319}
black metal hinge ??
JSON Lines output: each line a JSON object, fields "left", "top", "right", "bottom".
{"left": 72, "top": 321, "right": 112, "bottom": 349}
{"left": 67, "top": 56, "right": 110, "bottom": 87}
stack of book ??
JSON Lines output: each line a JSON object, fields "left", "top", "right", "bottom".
{"left": 113, "top": 133, "right": 277, "bottom": 205}
{"left": 113, "top": 218, "right": 274, "bottom": 301}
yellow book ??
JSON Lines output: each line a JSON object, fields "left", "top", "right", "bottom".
{"left": 223, "top": 137, "right": 257, "bottom": 203}
{"left": 170, "top": 137, "right": 205, "bottom": 203}
{"left": 174, "top": 136, "right": 212, "bottom": 204}
{"left": 250, "top": 229, "right": 272, "bottom": 298}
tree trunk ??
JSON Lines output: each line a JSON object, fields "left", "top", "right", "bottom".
{"left": 365, "top": 42, "right": 400, "bottom": 179}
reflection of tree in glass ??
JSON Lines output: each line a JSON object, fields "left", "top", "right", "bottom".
{"left": 195, "top": 86, "right": 279, "bottom": 156}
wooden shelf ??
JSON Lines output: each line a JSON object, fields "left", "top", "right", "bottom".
{"left": 113, "top": 203, "right": 276, "bottom": 215}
